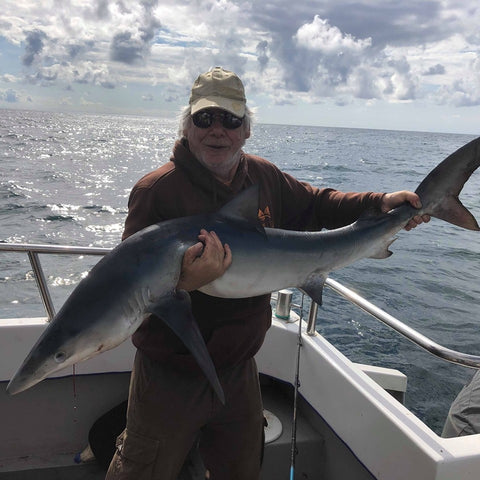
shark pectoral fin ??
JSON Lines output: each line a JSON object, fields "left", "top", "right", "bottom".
{"left": 147, "top": 290, "right": 225, "bottom": 404}
{"left": 368, "top": 237, "right": 396, "bottom": 259}
{"left": 301, "top": 274, "right": 327, "bottom": 306}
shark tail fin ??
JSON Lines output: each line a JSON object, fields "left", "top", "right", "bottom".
{"left": 148, "top": 290, "right": 225, "bottom": 404}
{"left": 415, "top": 137, "right": 480, "bottom": 231}
{"left": 426, "top": 196, "right": 479, "bottom": 231}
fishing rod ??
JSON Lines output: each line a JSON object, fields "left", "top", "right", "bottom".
{"left": 290, "top": 293, "right": 304, "bottom": 480}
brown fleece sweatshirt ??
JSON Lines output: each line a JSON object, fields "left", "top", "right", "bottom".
{"left": 123, "top": 139, "right": 384, "bottom": 374}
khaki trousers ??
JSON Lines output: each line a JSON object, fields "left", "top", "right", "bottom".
{"left": 106, "top": 351, "right": 264, "bottom": 480}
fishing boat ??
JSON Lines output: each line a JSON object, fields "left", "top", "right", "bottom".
{"left": 1, "top": 242, "right": 480, "bottom": 480}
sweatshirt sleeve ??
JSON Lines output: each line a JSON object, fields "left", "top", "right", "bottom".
{"left": 122, "top": 186, "right": 165, "bottom": 240}
{"left": 277, "top": 169, "right": 385, "bottom": 231}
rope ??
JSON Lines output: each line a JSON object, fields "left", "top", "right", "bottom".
{"left": 290, "top": 293, "right": 304, "bottom": 480}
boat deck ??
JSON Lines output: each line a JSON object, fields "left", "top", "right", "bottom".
{"left": 0, "top": 372, "right": 378, "bottom": 480}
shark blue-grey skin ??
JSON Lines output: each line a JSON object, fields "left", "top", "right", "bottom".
{"left": 7, "top": 137, "right": 480, "bottom": 400}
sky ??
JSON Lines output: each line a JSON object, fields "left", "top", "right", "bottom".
{"left": 1, "top": 0, "right": 480, "bottom": 134}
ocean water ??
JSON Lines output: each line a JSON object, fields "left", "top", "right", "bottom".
{"left": 1, "top": 108, "right": 480, "bottom": 434}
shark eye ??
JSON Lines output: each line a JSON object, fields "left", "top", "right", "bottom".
{"left": 54, "top": 351, "right": 67, "bottom": 363}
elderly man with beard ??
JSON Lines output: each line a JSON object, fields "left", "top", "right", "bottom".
{"left": 106, "top": 67, "right": 429, "bottom": 480}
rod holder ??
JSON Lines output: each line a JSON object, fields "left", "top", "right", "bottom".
{"left": 275, "top": 289, "right": 293, "bottom": 320}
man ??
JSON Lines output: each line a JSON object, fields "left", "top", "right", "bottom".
{"left": 443, "top": 370, "right": 480, "bottom": 437}
{"left": 106, "top": 67, "right": 429, "bottom": 480}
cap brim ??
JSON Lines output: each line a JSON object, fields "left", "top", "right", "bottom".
{"left": 191, "top": 96, "right": 245, "bottom": 117}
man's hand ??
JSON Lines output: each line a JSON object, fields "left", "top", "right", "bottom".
{"left": 177, "top": 229, "right": 232, "bottom": 292}
{"left": 381, "top": 191, "right": 431, "bottom": 231}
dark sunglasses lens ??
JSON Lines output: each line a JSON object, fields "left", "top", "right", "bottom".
{"left": 192, "top": 111, "right": 213, "bottom": 128}
{"left": 224, "top": 114, "right": 243, "bottom": 129}
{"left": 192, "top": 111, "right": 243, "bottom": 129}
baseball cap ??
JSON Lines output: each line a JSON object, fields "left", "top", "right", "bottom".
{"left": 189, "top": 67, "right": 246, "bottom": 117}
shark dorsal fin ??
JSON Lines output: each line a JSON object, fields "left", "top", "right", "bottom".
{"left": 218, "top": 185, "right": 266, "bottom": 235}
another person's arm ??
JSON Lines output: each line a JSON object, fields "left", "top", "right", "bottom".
{"left": 381, "top": 190, "right": 431, "bottom": 231}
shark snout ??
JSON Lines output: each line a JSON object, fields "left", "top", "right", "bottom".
{"left": 6, "top": 372, "right": 40, "bottom": 395}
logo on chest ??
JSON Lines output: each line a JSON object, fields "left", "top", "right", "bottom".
{"left": 258, "top": 206, "right": 273, "bottom": 227}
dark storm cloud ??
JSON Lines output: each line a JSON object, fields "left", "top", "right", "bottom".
{"left": 109, "top": 0, "right": 161, "bottom": 65}
{"left": 321, "top": 1, "right": 453, "bottom": 48}
{"left": 256, "top": 41, "right": 269, "bottom": 71}
{"left": 96, "top": 0, "right": 111, "bottom": 20}
{"left": 110, "top": 31, "right": 146, "bottom": 64}
{"left": 66, "top": 41, "right": 95, "bottom": 60}
{"left": 22, "top": 29, "right": 48, "bottom": 66}
{"left": 424, "top": 64, "right": 446, "bottom": 75}
{"left": 100, "top": 80, "right": 115, "bottom": 89}
{"left": 252, "top": 1, "right": 460, "bottom": 50}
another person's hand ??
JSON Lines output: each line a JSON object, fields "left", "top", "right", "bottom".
{"left": 381, "top": 191, "right": 431, "bottom": 231}
{"left": 177, "top": 229, "right": 232, "bottom": 291}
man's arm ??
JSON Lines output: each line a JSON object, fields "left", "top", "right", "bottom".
{"left": 176, "top": 191, "right": 430, "bottom": 292}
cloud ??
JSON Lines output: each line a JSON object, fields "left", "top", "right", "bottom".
{"left": 256, "top": 41, "right": 269, "bottom": 71}
{"left": 1, "top": 88, "right": 19, "bottom": 102}
{"left": 290, "top": 16, "right": 373, "bottom": 95}
{"left": 347, "top": 67, "right": 381, "bottom": 100}
{"left": 0, "top": 0, "right": 479, "bottom": 114}
{"left": 439, "top": 55, "right": 480, "bottom": 106}
{"left": 109, "top": 0, "right": 162, "bottom": 65}
{"left": 1, "top": 0, "right": 163, "bottom": 90}
{"left": 247, "top": 1, "right": 480, "bottom": 107}
{"left": 71, "top": 61, "right": 116, "bottom": 88}
{"left": 295, "top": 15, "right": 372, "bottom": 54}
{"left": 22, "top": 29, "right": 47, "bottom": 66}
{"left": 1, "top": 73, "right": 19, "bottom": 83}
{"left": 110, "top": 31, "right": 146, "bottom": 64}
{"left": 423, "top": 64, "right": 446, "bottom": 76}
{"left": 95, "top": 0, "right": 111, "bottom": 20}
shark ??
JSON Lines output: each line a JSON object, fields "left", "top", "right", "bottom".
{"left": 6, "top": 137, "right": 480, "bottom": 402}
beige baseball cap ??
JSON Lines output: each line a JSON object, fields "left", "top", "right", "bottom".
{"left": 189, "top": 67, "right": 246, "bottom": 117}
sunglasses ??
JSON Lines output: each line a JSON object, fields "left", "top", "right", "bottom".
{"left": 192, "top": 110, "right": 244, "bottom": 130}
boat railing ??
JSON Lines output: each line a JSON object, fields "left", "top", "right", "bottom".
{"left": 1, "top": 241, "right": 480, "bottom": 369}
{"left": 0, "top": 242, "right": 110, "bottom": 321}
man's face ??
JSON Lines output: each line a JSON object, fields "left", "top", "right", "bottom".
{"left": 184, "top": 108, "right": 250, "bottom": 183}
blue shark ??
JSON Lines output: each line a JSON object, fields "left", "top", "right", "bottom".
{"left": 7, "top": 137, "right": 480, "bottom": 401}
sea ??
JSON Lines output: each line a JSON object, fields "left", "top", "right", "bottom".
{"left": 1, "top": 108, "right": 480, "bottom": 435}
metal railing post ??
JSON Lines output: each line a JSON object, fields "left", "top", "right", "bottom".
{"left": 307, "top": 301, "right": 318, "bottom": 336}
{"left": 27, "top": 251, "right": 56, "bottom": 321}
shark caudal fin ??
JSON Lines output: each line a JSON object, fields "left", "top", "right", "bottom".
{"left": 148, "top": 290, "right": 225, "bottom": 404}
{"left": 415, "top": 137, "right": 480, "bottom": 231}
